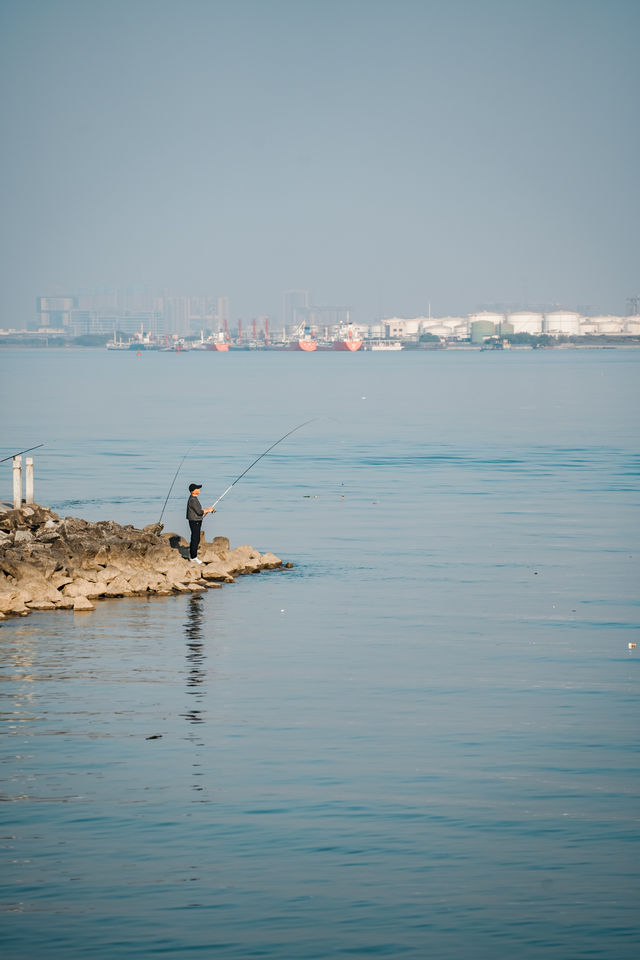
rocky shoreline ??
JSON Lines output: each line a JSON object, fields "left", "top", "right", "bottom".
{"left": 0, "top": 503, "right": 290, "bottom": 620}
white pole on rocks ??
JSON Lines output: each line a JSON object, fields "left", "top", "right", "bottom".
{"left": 13, "top": 455, "right": 22, "bottom": 509}
{"left": 25, "top": 457, "right": 34, "bottom": 505}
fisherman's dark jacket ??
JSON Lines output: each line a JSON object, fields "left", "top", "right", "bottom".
{"left": 186, "top": 495, "right": 204, "bottom": 521}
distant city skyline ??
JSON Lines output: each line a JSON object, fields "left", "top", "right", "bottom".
{"left": 22, "top": 287, "right": 640, "bottom": 344}
{"left": 25, "top": 286, "right": 640, "bottom": 340}
{"left": 1, "top": 1, "right": 638, "bottom": 328}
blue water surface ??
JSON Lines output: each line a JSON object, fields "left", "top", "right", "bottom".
{"left": 1, "top": 348, "right": 639, "bottom": 958}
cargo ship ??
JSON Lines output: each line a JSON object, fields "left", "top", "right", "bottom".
{"left": 205, "top": 333, "right": 229, "bottom": 351}
{"left": 287, "top": 321, "right": 318, "bottom": 351}
{"left": 332, "top": 322, "right": 362, "bottom": 351}
{"left": 293, "top": 338, "right": 317, "bottom": 351}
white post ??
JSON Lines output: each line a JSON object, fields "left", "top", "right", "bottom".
{"left": 13, "top": 455, "right": 22, "bottom": 509}
{"left": 25, "top": 457, "right": 34, "bottom": 505}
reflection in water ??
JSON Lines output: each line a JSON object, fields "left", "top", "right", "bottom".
{"left": 182, "top": 595, "right": 210, "bottom": 799}
{"left": 183, "top": 595, "right": 206, "bottom": 724}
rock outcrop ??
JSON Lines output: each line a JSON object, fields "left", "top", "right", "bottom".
{"left": 0, "top": 504, "right": 291, "bottom": 619}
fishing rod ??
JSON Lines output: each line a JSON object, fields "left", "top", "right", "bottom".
{"left": 210, "top": 418, "right": 317, "bottom": 510}
{"left": 0, "top": 443, "right": 44, "bottom": 464}
{"left": 158, "top": 446, "right": 193, "bottom": 523}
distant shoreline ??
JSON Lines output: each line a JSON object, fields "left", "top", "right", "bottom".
{"left": 1, "top": 340, "right": 640, "bottom": 352}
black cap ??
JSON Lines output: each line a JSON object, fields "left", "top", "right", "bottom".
{"left": 189, "top": 483, "right": 202, "bottom": 492}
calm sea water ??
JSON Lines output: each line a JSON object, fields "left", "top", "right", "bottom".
{"left": 1, "top": 347, "right": 639, "bottom": 959}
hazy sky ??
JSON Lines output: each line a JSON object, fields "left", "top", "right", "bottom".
{"left": 1, "top": 0, "right": 638, "bottom": 325}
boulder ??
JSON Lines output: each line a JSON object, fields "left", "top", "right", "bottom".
{"left": 73, "top": 596, "right": 95, "bottom": 612}
{"left": 35, "top": 528, "right": 61, "bottom": 543}
{"left": 143, "top": 522, "right": 164, "bottom": 536}
{"left": 62, "top": 578, "right": 103, "bottom": 599}
{"left": 54, "top": 597, "right": 75, "bottom": 610}
{"left": 160, "top": 532, "right": 188, "bottom": 550}
{"left": 95, "top": 564, "right": 124, "bottom": 582}
{"left": 258, "top": 552, "right": 283, "bottom": 570}
{"left": 102, "top": 576, "right": 132, "bottom": 597}
{"left": 225, "top": 545, "right": 263, "bottom": 574}
{"left": 200, "top": 561, "right": 235, "bottom": 582}
{"left": 126, "top": 571, "right": 168, "bottom": 594}
{"left": 211, "top": 536, "right": 230, "bottom": 554}
{"left": 51, "top": 573, "right": 73, "bottom": 589}
{"left": 10, "top": 571, "right": 61, "bottom": 606}
{"left": 0, "top": 593, "right": 29, "bottom": 615}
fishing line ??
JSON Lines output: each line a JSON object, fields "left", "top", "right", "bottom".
{"left": 210, "top": 418, "right": 318, "bottom": 510}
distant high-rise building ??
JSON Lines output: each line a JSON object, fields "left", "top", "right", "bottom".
{"left": 283, "top": 290, "right": 309, "bottom": 330}
{"left": 36, "top": 297, "right": 76, "bottom": 330}
{"left": 164, "top": 297, "right": 191, "bottom": 336}
{"left": 626, "top": 295, "right": 640, "bottom": 316}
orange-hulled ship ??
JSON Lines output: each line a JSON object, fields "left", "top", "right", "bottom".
{"left": 205, "top": 333, "right": 230, "bottom": 351}
{"left": 333, "top": 337, "right": 362, "bottom": 351}
{"left": 294, "top": 339, "right": 317, "bottom": 351}
{"left": 333, "top": 324, "right": 362, "bottom": 351}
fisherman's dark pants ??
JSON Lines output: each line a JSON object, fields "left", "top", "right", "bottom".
{"left": 188, "top": 520, "right": 202, "bottom": 559}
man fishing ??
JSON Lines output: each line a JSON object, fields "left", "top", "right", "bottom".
{"left": 186, "top": 483, "right": 215, "bottom": 563}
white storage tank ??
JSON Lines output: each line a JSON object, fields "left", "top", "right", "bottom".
{"left": 437, "top": 317, "right": 467, "bottom": 331}
{"left": 544, "top": 311, "right": 582, "bottom": 335}
{"left": 594, "top": 317, "right": 625, "bottom": 335}
{"left": 367, "top": 322, "right": 385, "bottom": 339}
{"left": 424, "top": 325, "right": 451, "bottom": 338}
{"left": 507, "top": 312, "right": 543, "bottom": 334}
{"left": 580, "top": 320, "right": 599, "bottom": 335}
{"left": 386, "top": 317, "right": 422, "bottom": 337}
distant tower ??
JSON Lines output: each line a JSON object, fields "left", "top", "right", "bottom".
{"left": 626, "top": 295, "right": 640, "bottom": 317}
{"left": 283, "top": 290, "right": 310, "bottom": 330}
